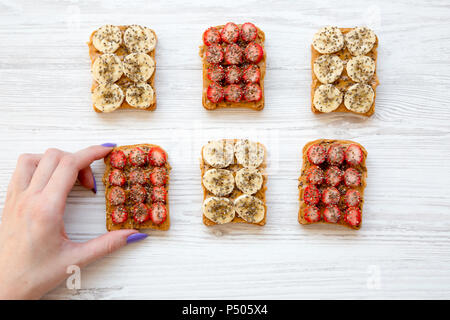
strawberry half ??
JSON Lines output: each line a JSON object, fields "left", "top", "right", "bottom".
{"left": 150, "top": 167, "right": 167, "bottom": 186}
{"left": 151, "top": 186, "right": 167, "bottom": 203}
{"left": 323, "top": 205, "right": 341, "bottom": 223}
{"left": 307, "top": 144, "right": 326, "bottom": 165}
{"left": 207, "top": 83, "right": 224, "bottom": 103}
{"left": 111, "top": 205, "right": 128, "bottom": 224}
{"left": 221, "top": 22, "right": 239, "bottom": 44}
{"left": 148, "top": 147, "right": 167, "bottom": 166}
{"left": 203, "top": 27, "right": 221, "bottom": 46}
{"left": 109, "top": 150, "right": 127, "bottom": 169}
{"left": 129, "top": 184, "right": 147, "bottom": 204}
{"left": 306, "top": 166, "right": 324, "bottom": 185}
{"left": 345, "top": 144, "right": 363, "bottom": 166}
{"left": 244, "top": 42, "right": 263, "bottom": 64}
{"left": 132, "top": 203, "right": 150, "bottom": 224}
{"left": 240, "top": 22, "right": 258, "bottom": 42}
{"left": 304, "top": 185, "right": 320, "bottom": 205}
{"left": 322, "top": 187, "right": 340, "bottom": 205}
{"left": 327, "top": 143, "right": 344, "bottom": 165}
{"left": 150, "top": 202, "right": 167, "bottom": 225}
{"left": 129, "top": 147, "right": 147, "bottom": 167}
{"left": 344, "top": 168, "right": 361, "bottom": 187}
{"left": 345, "top": 189, "right": 361, "bottom": 207}
{"left": 345, "top": 207, "right": 362, "bottom": 227}
{"left": 304, "top": 205, "right": 321, "bottom": 222}
{"left": 108, "top": 186, "right": 126, "bottom": 206}
{"left": 108, "top": 169, "right": 126, "bottom": 186}
{"left": 128, "top": 168, "right": 148, "bottom": 185}
{"left": 325, "top": 166, "right": 343, "bottom": 187}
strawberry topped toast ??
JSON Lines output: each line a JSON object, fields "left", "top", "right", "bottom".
{"left": 298, "top": 139, "right": 367, "bottom": 229}
{"left": 103, "top": 144, "right": 170, "bottom": 231}
{"left": 199, "top": 23, "right": 266, "bottom": 110}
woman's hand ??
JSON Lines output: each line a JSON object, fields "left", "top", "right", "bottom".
{"left": 0, "top": 144, "right": 146, "bottom": 299}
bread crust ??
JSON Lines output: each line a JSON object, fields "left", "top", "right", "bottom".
{"left": 298, "top": 139, "right": 367, "bottom": 230}
{"left": 200, "top": 139, "right": 267, "bottom": 226}
{"left": 311, "top": 28, "right": 379, "bottom": 117}
{"left": 199, "top": 24, "right": 266, "bottom": 111}
{"left": 103, "top": 144, "right": 170, "bottom": 231}
{"left": 88, "top": 25, "right": 157, "bottom": 112}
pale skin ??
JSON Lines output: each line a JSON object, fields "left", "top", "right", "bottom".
{"left": 0, "top": 145, "right": 139, "bottom": 299}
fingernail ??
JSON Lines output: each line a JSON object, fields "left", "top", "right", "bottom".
{"left": 126, "top": 233, "right": 148, "bottom": 244}
{"left": 101, "top": 143, "right": 117, "bottom": 147}
{"left": 91, "top": 173, "right": 97, "bottom": 194}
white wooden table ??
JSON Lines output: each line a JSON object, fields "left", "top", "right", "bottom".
{"left": 0, "top": 0, "right": 449, "bottom": 300}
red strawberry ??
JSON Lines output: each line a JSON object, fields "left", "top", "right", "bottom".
{"left": 150, "top": 167, "right": 167, "bottom": 186}
{"left": 242, "top": 65, "right": 260, "bottom": 83}
{"left": 129, "top": 147, "right": 147, "bottom": 167}
{"left": 111, "top": 205, "right": 128, "bottom": 224}
{"left": 203, "top": 27, "right": 221, "bottom": 46}
{"left": 306, "top": 166, "right": 324, "bottom": 185}
{"left": 225, "top": 65, "right": 242, "bottom": 84}
{"left": 323, "top": 205, "right": 341, "bottom": 223}
{"left": 207, "top": 64, "right": 225, "bottom": 83}
{"left": 151, "top": 186, "right": 167, "bottom": 203}
{"left": 148, "top": 146, "right": 167, "bottom": 167}
{"left": 109, "top": 150, "right": 127, "bottom": 169}
{"left": 344, "top": 168, "right": 361, "bottom": 187}
{"left": 322, "top": 187, "right": 340, "bottom": 205}
{"left": 132, "top": 203, "right": 150, "bottom": 224}
{"left": 325, "top": 166, "right": 343, "bottom": 187}
{"left": 221, "top": 22, "right": 239, "bottom": 43}
{"left": 307, "top": 144, "right": 326, "bottom": 165}
{"left": 224, "top": 84, "right": 243, "bottom": 103}
{"left": 304, "top": 185, "right": 320, "bottom": 205}
{"left": 243, "top": 83, "right": 262, "bottom": 102}
{"left": 240, "top": 22, "right": 258, "bottom": 42}
{"left": 244, "top": 42, "right": 263, "bottom": 64}
{"left": 327, "top": 143, "right": 344, "bottom": 165}
{"left": 129, "top": 168, "right": 148, "bottom": 185}
{"left": 345, "top": 207, "right": 362, "bottom": 227}
{"left": 345, "top": 189, "right": 361, "bottom": 207}
{"left": 108, "top": 186, "right": 126, "bottom": 206}
{"left": 129, "top": 184, "right": 147, "bottom": 203}
{"left": 150, "top": 202, "right": 167, "bottom": 225}
{"left": 108, "top": 169, "right": 126, "bottom": 186}
{"left": 224, "top": 43, "right": 243, "bottom": 65}
{"left": 206, "top": 44, "right": 223, "bottom": 64}
{"left": 206, "top": 83, "right": 224, "bottom": 103}
{"left": 345, "top": 144, "right": 363, "bottom": 166}
{"left": 304, "top": 205, "right": 321, "bottom": 223}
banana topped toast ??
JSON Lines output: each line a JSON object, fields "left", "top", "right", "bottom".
{"left": 88, "top": 25, "right": 157, "bottom": 112}
{"left": 298, "top": 139, "right": 367, "bottom": 229}
{"left": 311, "top": 26, "right": 379, "bottom": 117}
{"left": 201, "top": 139, "right": 267, "bottom": 226}
{"left": 199, "top": 23, "right": 266, "bottom": 110}
{"left": 103, "top": 144, "right": 170, "bottom": 231}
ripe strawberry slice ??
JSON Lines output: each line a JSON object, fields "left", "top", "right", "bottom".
{"left": 207, "top": 83, "right": 224, "bottom": 103}
{"left": 325, "top": 166, "right": 343, "bottom": 187}
{"left": 345, "top": 144, "right": 363, "bottom": 166}
{"left": 304, "top": 205, "right": 321, "bottom": 222}
{"left": 150, "top": 167, "right": 167, "bottom": 187}
{"left": 322, "top": 187, "right": 340, "bottom": 205}
{"left": 244, "top": 42, "right": 263, "bottom": 64}
{"left": 240, "top": 22, "right": 258, "bottom": 42}
{"left": 306, "top": 165, "right": 324, "bottom": 185}
{"left": 345, "top": 189, "right": 361, "bottom": 207}
{"left": 151, "top": 186, "right": 167, "bottom": 203}
{"left": 242, "top": 65, "right": 261, "bottom": 83}
{"left": 148, "top": 146, "right": 167, "bottom": 167}
{"left": 203, "top": 27, "right": 221, "bottom": 46}
{"left": 345, "top": 207, "right": 362, "bottom": 227}
{"left": 129, "top": 147, "right": 147, "bottom": 167}
{"left": 207, "top": 64, "right": 225, "bottom": 83}
{"left": 323, "top": 205, "right": 341, "bottom": 223}
{"left": 108, "top": 169, "right": 126, "bottom": 186}
{"left": 344, "top": 168, "right": 361, "bottom": 187}
{"left": 129, "top": 184, "right": 147, "bottom": 204}
{"left": 307, "top": 144, "right": 326, "bottom": 165}
{"left": 225, "top": 43, "right": 243, "bottom": 65}
{"left": 327, "top": 143, "right": 344, "bottom": 165}
{"left": 225, "top": 65, "right": 242, "bottom": 84}
{"left": 304, "top": 185, "right": 320, "bottom": 205}
{"left": 221, "top": 22, "right": 239, "bottom": 44}
{"left": 109, "top": 150, "right": 127, "bottom": 169}
{"left": 243, "top": 83, "right": 262, "bottom": 102}
{"left": 206, "top": 44, "right": 224, "bottom": 64}
{"left": 108, "top": 186, "right": 126, "bottom": 206}
{"left": 129, "top": 168, "right": 148, "bottom": 185}
{"left": 224, "top": 84, "right": 242, "bottom": 103}
{"left": 150, "top": 202, "right": 167, "bottom": 225}
{"left": 111, "top": 205, "right": 128, "bottom": 224}
{"left": 132, "top": 203, "right": 150, "bottom": 224}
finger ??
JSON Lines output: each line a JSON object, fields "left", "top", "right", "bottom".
{"left": 8, "top": 153, "right": 42, "bottom": 193}
{"left": 77, "top": 166, "right": 96, "bottom": 193}
{"left": 28, "top": 148, "right": 65, "bottom": 192}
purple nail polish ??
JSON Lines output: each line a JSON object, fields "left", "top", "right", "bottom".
{"left": 126, "top": 233, "right": 148, "bottom": 244}
{"left": 91, "top": 174, "right": 97, "bottom": 194}
{"left": 101, "top": 143, "right": 117, "bottom": 147}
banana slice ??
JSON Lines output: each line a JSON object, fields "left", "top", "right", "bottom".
{"left": 124, "top": 25, "right": 157, "bottom": 53}
{"left": 345, "top": 27, "right": 376, "bottom": 56}
{"left": 313, "top": 84, "right": 343, "bottom": 112}
{"left": 313, "top": 54, "right": 344, "bottom": 84}
{"left": 126, "top": 83, "right": 154, "bottom": 108}
{"left": 93, "top": 25, "right": 122, "bottom": 53}
{"left": 92, "top": 83, "right": 124, "bottom": 112}
{"left": 92, "top": 53, "right": 123, "bottom": 84}
{"left": 123, "top": 53, "right": 155, "bottom": 83}
{"left": 203, "top": 140, "right": 234, "bottom": 168}
{"left": 202, "top": 197, "right": 235, "bottom": 224}
{"left": 312, "top": 26, "right": 345, "bottom": 54}
{"left": 235, "top": 168, "right": 263, "bottom": 195}
{"left": 234, "top": 195, "right": 265, "bottom": 223}
{"left": 234, "top": 140, "right": 264, "bottom": 168}
{"left": 344, "top": 83, "right": 374, "bottom": 113}
{"left": 202, "top": 169, "right": 235, "bottom": 196}
{"left": 346, "top": 55, "right": 375, "bottom": 83}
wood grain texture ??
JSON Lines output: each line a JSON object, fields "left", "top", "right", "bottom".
{"left": 0, "top": 0, "right": 449, "bottom": 300}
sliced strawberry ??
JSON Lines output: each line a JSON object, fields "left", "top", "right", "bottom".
{"left": 128, "top": 147, "right": 147, "bottom": 167}
{"left": 220, "top": 22, "right": 239, "bottom": 44}
{"left": 108, "top": 186, "right": 126, "bottom": 206}
{"left": 244, "top": 42, "right": 263, "bottom": 64}
{"left": 224, "top": 84, "right": 242, "bottom": 103}
{"left": 132, "top": 203, "right": 150, "bottom": 224}
{"left": 150, "top": 202, "right": 167, "bottom": 225}
{"left": 242, "top": 65, "right": 261, "bottom": 83}
{"left": 225, "top": 65, "right": 242, "bottom": 84}
{"left": 345, "top": 189, "right": 361, "bottom": 207}
{"left": 345, "top": 144, "right": 363, "bottom": 166}
{"left": 304, "top": 185, "right": 320, "bottom": 205}
{"left": 203, "top": 27, "right": 221, "bottom": 46}
{"left": 109, "top": 150, "right": 127, "bottom": 169}
{"left": 322, "top": 187, "right": 340, "bottom": 205}
{"left": 344, "top": 168, "right": 361, "bottom": 187}
{"left": 111, "top": 205, "right": 128, "bottom": 224}
{"left": 148, "top": 146, "right": 167, "bottom": 167}
{"left": 240, "top": 22, "right": 258, "bottom": 42}
{"left": 306, "top": 166, "right": 324, "bottom": 185}
{"left": 108, "top": 169, "right": 126, "bottom": 186}
{"left": 207, "top": 64, "right": 225, "bottom": 83}
{"left": 243, "top": 83, "right": 262, "bottom": 102}
{"left": 225, "top": 43, "right": 243, "bottom": 65}
{"left": 304, "top": 205, "right": 321, "bottom": 223}
{"left": 129, "top": 184, "right": 147, "bottom": 203}
{"left": 307, "top": 144, "right": 326, "bottom": 165}
{"left": 150, "top": 167, "right": 167, "bottom": 187}
{"left": 206, "top": 44, "right": 224, "bottom": 64}
{"left": 325, "top": 166, "right": 343, "bottom": 187}
{"left": 345, "top": 207, "right": 362, "bottom": 227}
{"left": 327, "top": 143, "right": 344, "bottom": 165}
{"left": 129, "top": 168, "right": 148, "bottom": 185}
{"left": 206, "top": 83, "right": 224, "bottom": 103}
{"left": 323, "top": 205, "right": 341, "bottom": 223}
{"left": 151, "top": 186, "right": 167, "bottom": 203}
